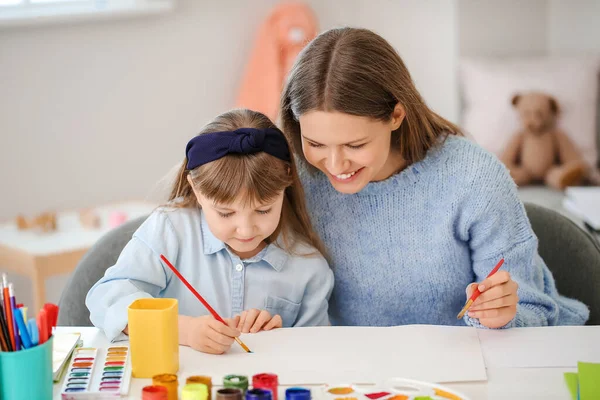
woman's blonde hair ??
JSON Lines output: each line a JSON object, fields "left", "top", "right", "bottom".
{"left": 169, "top": 109, "right": 325, "bottom": 257}
{"left": 280, "top": 27, "right": 462, "bottom": 166}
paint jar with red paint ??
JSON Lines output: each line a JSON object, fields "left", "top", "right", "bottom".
{"left": 252, "top": 374, "right": 278, "bottom": 400}
{"left": 142, "top": 385, "right": 169, "bottom": 400}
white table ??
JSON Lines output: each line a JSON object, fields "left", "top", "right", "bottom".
{"left": 0, "top": 202, "right": 155, "bottom": 311}
{"left": 52, "top": 326, "right": 600, "bottom": 400}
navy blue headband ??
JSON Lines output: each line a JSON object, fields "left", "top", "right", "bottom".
{"left": 185, "top": 128, "right": 291, "bottom": 170}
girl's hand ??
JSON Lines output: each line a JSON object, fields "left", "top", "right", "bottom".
{"left": 180, "top": 315, "right": 241, "bottom": 354}
{"left": 466, "top": 270, "right": 519, "bottom": 328}
{"left": 237, "top": 309, "right": 282, "bottom": 333}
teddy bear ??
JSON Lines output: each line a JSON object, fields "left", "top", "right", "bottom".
{"left": 500, "top": 91, "right": 588, "bottom": 190}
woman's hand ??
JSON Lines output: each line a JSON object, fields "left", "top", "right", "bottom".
{"left": 466, "top": 271, "right": 519, "bottom": 328}
{"left": 179, "top": 315, "right": 241, "bottom": 354}
{"left": 236, "top": 309, "right": 282, "bottom": 333}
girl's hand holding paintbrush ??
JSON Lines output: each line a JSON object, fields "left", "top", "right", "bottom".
{"left": 462, "top": 261, "right": 519, "bottom": 328}
{"left": 236, "top": 309, "right": 282, "bottom": 333}
{"left": 177, "top": 309, "right": 282, "bottom": 354}
{"left": 123, "top": 314, "right": 243, "bottom": 355}
{"left": 179, "top": 315, "right": 242, "bottom": 355}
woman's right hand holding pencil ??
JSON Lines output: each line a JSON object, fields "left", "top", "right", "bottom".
{"left": 179, "top": 315, "right": 241, "bottom": 354}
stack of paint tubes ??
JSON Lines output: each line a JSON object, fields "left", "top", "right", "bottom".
{"left": 0, "top": 273, "right": 58, "bottom": 352}
{"left": 142, "top": 373, "right": 311, "bottom": 400}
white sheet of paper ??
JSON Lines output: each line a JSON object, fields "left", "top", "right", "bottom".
{"left": 179, "top": 325, "right": 487, "bottom": 384}
{"left": 478, "top": 326, "right": 600, "bottom": 368}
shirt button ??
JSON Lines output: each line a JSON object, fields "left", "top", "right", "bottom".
{"left": 235, "top": 264, "right": 243, "bottom": 272}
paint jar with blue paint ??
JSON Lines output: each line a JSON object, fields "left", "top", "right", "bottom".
{"left": 0, "top": 335, "right": 53, "bottom": 400}
{"left": 245, "top": 388, "right": 272, "bottom": 400}
{"left": 285, "top": 388, "right": 311, "bottom": 400}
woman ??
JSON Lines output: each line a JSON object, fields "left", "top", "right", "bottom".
{"left": 280, "top": 27, "right": 589, "bottom": 328}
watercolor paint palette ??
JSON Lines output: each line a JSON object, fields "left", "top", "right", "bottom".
{"left": 317, "top": 378, "right": 470, "bottom": 400}
{"left": 60, "top": 346, "right": 132, "bottom": 399}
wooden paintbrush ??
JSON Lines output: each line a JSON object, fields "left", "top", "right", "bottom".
{"left": 457, "top": 258, "right": 505, "bottom": 319}
{"left": 159, "top": 254, "right": 252, "bottom": 353}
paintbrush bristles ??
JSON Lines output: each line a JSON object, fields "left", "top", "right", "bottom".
{"left": 236, "top": 337, "right": 252, "bottom": 353}
{"left": 456, "top": 299, "right": 474, "bottom": 319}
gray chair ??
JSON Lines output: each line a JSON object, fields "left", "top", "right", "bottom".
{"left": 57, "top": 203, "right": 600, "bottom": 326}
{"left": 524, "top": 203, "right": 600, "bottom": 325}
{"left": 57, "top": 216, "right": 147, "bottom": 326}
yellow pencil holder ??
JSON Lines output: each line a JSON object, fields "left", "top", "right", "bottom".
{"left": 128, "top": 298, "right": 179, "bottom": 378}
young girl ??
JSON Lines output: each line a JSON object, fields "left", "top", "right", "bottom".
{"left": 86, "top": 109, "right": 333, "bottom": 354}
{"left": 280, "top": 27, "right": 589, "bottom": 329}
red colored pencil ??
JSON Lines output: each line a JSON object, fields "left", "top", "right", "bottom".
{"left": 457, "top": 258, "right": 505, "bottom": 319}
{"left": 159, "top": 254, "right": 252, "bottom": 353}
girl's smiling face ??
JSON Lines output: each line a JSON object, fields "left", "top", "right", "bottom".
{"left": 190, "top": 175, "right": 284, "bottom": 259}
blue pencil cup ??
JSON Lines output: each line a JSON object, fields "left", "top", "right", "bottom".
{"left": 0, "top": 336, "right": 53, "bottom": 400}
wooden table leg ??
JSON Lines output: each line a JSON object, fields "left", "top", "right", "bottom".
{"left": 30, "top": 265, "right": 45, "bottom": 314}
{"left": 0, "top": 246, "right": 39, "bottom": 309}
{"left": 33, "top": 249, "right": 88, "bottom": 312}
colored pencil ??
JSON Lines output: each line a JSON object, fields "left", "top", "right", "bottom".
{"left": 0, "top": 311, "right": 8, "bottom": 351}
{"left": 27, "top": 318, "right": 39, "bottom": 346}
{"left": 13, "top": 307, "right": 32, "bottom": 349}
{"left": 9, "top": 284, "right": 21, "bottom": 351}
{"left": 2, "top": 274, "right": 16, "bottom": 351}
{"left": 159, "top": 254, "right": 252, "bottom": 353}
{"left": 457, "top": 258, "right": 505, "bottom": 319}
{"left": 19, "top": 306, "right": 27, "bottom": 322}
{"left": 0, "top": 294, "right": 12, "bottom": 351}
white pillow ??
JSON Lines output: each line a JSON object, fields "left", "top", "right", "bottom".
{"left": 460, "top": 57, "right": 600, "bottom": 170}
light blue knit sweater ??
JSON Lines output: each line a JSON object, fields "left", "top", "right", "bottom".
{"left": 299, "top": 135, "right": 589, "bottom": 328}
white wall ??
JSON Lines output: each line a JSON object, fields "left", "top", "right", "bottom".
{"left": 0, "top": 0, "right": 276, "bottom": 221}
{"left": 458, "top": 0, "right": 547, "bottom": 57}
{"left": 547, "top": 0, "right": 600, "bottom": 54}
{"left": 459, "top": 0, "right": 600, "bottom": 57}
{"left": 0, "top": 0, "right": 458, "bottom": 222}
